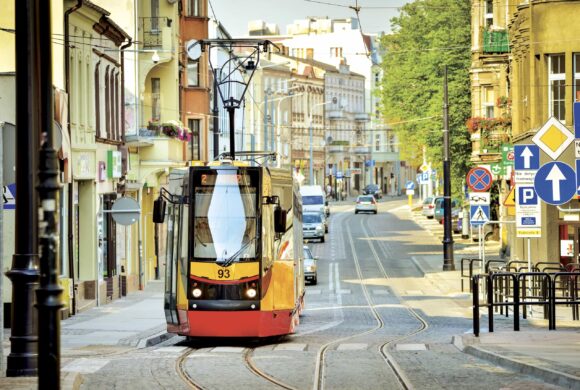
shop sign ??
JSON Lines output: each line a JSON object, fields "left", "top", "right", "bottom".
{"left": 107, "top": 150, "right": 122, "bottom": 179}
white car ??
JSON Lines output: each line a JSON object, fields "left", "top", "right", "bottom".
{"left": 422, "top": 196, "right": 442, "bottom": 218}
{"left": 355, "top": 195, "right": 378, "bottom": 214}
{"left": 303, "top": 246, "right": 318, "bottom": 285}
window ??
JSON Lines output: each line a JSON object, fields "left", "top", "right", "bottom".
{"left": 105, "top": 67, "right": 110, "bottom": 138}
{"left": 574, "top": 53, "right": 580, "bottom": 102}
{"left": 152, "top": 77, "right": 161, "bottom": 122}
{"left": 482, "top": 86, "right": 494, "bottom": 118}
{"left": 186, "top": 0, "right": 201, "bottom": 17}
{"left": 188, "top": 119, "right": 201, "bottom": 160}
{"left": 548, "top": 54, "right": 566, "bottom": 122}
{"left": 375, "top": 134, "right": 380, "bottom": 152}
{"left": 485, "top": 0, "right": 493, "bottom": 27}
{"left": 306, "top": 48, "right": 314, "bottom": 59}
{"left": 95, "top": 65, "right": 100, "bottom": 136}
{"left": 187, "top": 59, "right": 199, "bottom": 87}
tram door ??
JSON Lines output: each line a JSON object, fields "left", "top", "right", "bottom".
{"left": 164, "top": 202, "right": 180, "bottom": 325}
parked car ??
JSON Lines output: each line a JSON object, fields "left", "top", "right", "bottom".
{"left": 422, "top": 196, "right": 442, "bottom": 219}
{"left": 324, "top": 195, "right": 330, "bottom": 217}
{"left": 303, "top": 212, "right": 325, "bottom": 243}
{"left": 355, "top": 195, "right": 378, "bottom": 214}
{"left": 362, "top": 184, "right": 382, "bottom": 199}
{"left": 303, "top": 245, "right": 318, "bottom": 285}
{"left": 320, "top": 211, "right": 329, "bottom": 233}
{"left": 434, "top": 198, "right": 462, "bottom": 233}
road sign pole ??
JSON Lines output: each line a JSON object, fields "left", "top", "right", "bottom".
{"left": 442, "top": 66, "right": 455, "bottom": 271}
{"left": 408, "top": 194, "right": 412, "bottom": 209}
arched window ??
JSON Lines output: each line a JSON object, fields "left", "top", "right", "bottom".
{"left": 105, "top": 66, "right": 110, "bottom": 139}
{"left": 95, "top": 63, "right": 100, "bottom": 136}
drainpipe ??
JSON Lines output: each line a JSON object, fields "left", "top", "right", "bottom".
{"left": 64, "top": 0, "right": 83, "bottom": 316}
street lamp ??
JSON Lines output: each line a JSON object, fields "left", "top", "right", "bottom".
{"left": 276, "top": 90, "right": 302, "bottom": 167}
{"left": 309, "top": 97, "right": 337, "bottom": 185}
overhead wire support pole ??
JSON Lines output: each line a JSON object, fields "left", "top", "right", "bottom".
{"left": 7, "top": 0, "right": 41, "bottom": 376}
{"left": 213, "top": 68, "right": 219, "bottom": 159}
{"left": 442, "top": 66, "right": 455, "bottom": 271}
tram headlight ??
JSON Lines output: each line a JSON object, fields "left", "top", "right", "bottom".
{"left": 246, "top": 288, "right": 257, "bottom": 299}
{"left": 192, "top": 288, "right": 202, "bottom": 298}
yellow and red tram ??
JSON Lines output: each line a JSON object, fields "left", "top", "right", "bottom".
{"left": 154, "top": 161, "right": 304, "bottom": 337}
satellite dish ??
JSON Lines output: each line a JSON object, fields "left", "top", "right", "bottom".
{"left": 186, "top": 40, "right": 202, "bottom": 60}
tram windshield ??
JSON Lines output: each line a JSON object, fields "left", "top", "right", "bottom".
{"left": 192, "top": 169, "right": 259, "bottom": 263}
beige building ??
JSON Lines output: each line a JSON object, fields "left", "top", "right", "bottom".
{"left": 509, "top": 0, "right": 580, "bottom": 264}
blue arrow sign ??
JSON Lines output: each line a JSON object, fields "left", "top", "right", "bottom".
{"left": 534, "top": 161, "right": 576, "bottom": 205}
{"left": 470, "top": 204, "right": 490, "bottom": 226}
{"left": 575, "top": 102, "right": 580, "bottom": 138}
{"left": 576, "top": 160, "right": 580, "bottom": 196}
{"left": 405, "top": 181, "right": 415, "bottom": 190}
{"left": 514, "top": 144, "right": 539, "bottom": 170}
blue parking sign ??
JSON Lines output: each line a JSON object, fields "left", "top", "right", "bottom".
{"left": 518, "top": 186, "right": 538, "bottom": 205}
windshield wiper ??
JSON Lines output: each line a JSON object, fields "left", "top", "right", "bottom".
{"left": 220, "top": 237, "right": 257, "bottom": 267}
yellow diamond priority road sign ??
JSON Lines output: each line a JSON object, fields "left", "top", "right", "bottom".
{"left": 532, "top": 117, "right": 574, "bottom": 160}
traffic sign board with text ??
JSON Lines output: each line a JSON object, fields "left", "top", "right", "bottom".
{"left": 515, "top": 185, "right": 541, "bottom": 237}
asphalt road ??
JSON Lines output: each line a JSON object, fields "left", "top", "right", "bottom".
{"left": 78, "top": 198, "right": 563, "bottom": 390}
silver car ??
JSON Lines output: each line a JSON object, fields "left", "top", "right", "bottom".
{"left": 355, "top": 195, "right": 377, "bottom": 214}
{"left": 303, "top": 246, "right": 318, "bottom": 285}
{"left": 303, "top": 212, "right": 325, "bottom": 243}
{"left": 422, "top": 196, "right": 442, "bottom": 218}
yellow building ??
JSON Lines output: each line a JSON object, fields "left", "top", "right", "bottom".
{"left": 509, "top": 0, "right": 580, "bottom": 263}
{"left": 125, "top": 0, "right": 189, "bottom": 286}
{"left": 470, "top": 0, "right": 516, "bottom": 163}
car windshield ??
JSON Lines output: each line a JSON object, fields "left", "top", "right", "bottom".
{"left": 303, "top": 247, "right": 313, "bottom": 259}
{"left": 303, "top": 195, "right": 324, "bottom": 205}
{"left": 365, "top": 185, "right": 378, "bottom": 191}
{"left": 359, "top": 196, "right": 374, "bottom": 202}
{"left": 303, "top": 214, "right": 322, "bottom": 223}
{"left": 192, "top": 169, "right": 258, "bottom": 263}
{"left": 423, "top": 197, "right": 433, "bottom": 205}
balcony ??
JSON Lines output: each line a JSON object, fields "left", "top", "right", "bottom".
{"left": 328, "top": 140, "right": 348, "bottom": 153}
{"left": 327, "top": 110, "right": 343, "bottom": 120}
{"left": 354, "top": 112, "right": 370, "bottom": 122}
{"left": 141, "top": 17, "right": 172, "bottom": 49}
{"left": 480, "top": 130, "right": 510, "bottom": 154}
{"left": 352, "top": 145, "right": 370, "bottom": 154}
{"left": 483, "top": 29, "right": 510, "bottom": 54}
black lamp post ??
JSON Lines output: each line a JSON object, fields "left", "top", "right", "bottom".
{"left": 6, "top": 0, "right": 41, "bottom": 377}
{"left": 442, "top": 66, "right": 455, "bottom": 271}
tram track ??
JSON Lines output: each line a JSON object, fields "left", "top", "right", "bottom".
{"left": 176, "top": 347, "right": 204, "bottom": 390}
{"left": 311, "top": 205, "right": 429, "bottom": 390}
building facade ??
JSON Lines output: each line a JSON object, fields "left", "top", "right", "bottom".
{"left": 509, "top": 0, "right": 580, "bottom": 264}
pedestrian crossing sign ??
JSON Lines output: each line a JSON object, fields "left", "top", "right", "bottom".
{"left": 470, "top": 205, "right": 490, "bottom": 226}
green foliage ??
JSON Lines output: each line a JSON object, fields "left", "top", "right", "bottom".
{"left": 378, "top": 0, "right": 472, "bottom": 196}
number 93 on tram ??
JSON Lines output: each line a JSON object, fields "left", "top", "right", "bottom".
{"left": 152, "top": 161, "right": 305, "bottom": 337}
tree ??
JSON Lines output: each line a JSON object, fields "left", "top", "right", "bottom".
{"left": 378, "top": 0, "right": 471, "bottom": 196}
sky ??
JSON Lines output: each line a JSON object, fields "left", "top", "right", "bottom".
{"left": 210, "top": 0, "right": 410, "bottom": 37}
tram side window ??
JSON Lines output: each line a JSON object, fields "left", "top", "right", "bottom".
{"left": 165, "top": 204, "right": 176, "bottom": 288}
{"left": 181, "top": 204, "right": 189, "bottom": 263}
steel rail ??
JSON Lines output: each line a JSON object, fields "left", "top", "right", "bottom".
{"left": 312, "top": 213, "right": 392, "bottom": 390}
{"left": 176, "top": 347, "right": 204, "bottom": 390}
{"left": 361, "top": 215, "right": 429, "bottom": 390}
{"left": 242, "top": 347, "right": 300, "bottom": 390}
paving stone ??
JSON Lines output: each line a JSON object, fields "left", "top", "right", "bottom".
{"left": 152, "top": 346, "right": 187, "bottom": 353}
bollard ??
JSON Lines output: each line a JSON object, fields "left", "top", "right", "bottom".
{"left": 473, "top": 275, "right": 479, "bottom": 337}
{"left": 521, "top": 277, "right": 527, "bottom": 319}
{"left": 513, "top": 277, "right": 520, "bottom": 331}
{"left": 487, "top": 275, "right": 494, "bottom": 333}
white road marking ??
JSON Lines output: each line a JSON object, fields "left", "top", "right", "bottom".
{"left": 210, "top": 347, "right": 245, "bottom": 353}
{"left": 62, "top": 358, "right": 110, "bottom": 373}
{"left": 336, "top": 343, "right": 368, "bottom": 351}
{"left": 329, "top": 263, "right": 335, "bottom": 292}
{"left": 338, "top": 289, "right": 351, "bottom": 294}
{"left": 335, "top": 262, "right": 342, "bottom": 306}
{"left": 152, "top": 346, "right": 188, "bottom": 353}
{"left": 274, "top": 343, "right": 307, "bottom": 351}
{"left": 396, "top": 344, "right": 427, "bottom": 351}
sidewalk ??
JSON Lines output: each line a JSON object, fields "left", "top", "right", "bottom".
{"left": 0, "top": 280, "right": 168, "bottom": 389}
{"left": 407, "top": 207, "right": 580, "bottom": 389}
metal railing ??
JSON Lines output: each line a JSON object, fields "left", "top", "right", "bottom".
{"left": 472, "top": 270, "right": 580, "bottom": 336}
{"left": 140, "top": 17, "right": 170, "bottom": 48}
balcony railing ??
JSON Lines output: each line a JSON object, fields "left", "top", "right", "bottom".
{"left": 141, "top": 17, "right": 170, "bottom": 48}
{"left": 480, "top": 130, "right": 510, "bottom": 154}
{"left": 483, "top": 29, "right": 510, "bottom": 54}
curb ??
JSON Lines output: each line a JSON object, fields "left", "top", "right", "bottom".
{"left": 453, "top": 336, "right": 580, "bottom": 389}
{"left": 137, "top": 331, "right": 177, "bottom": 348}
